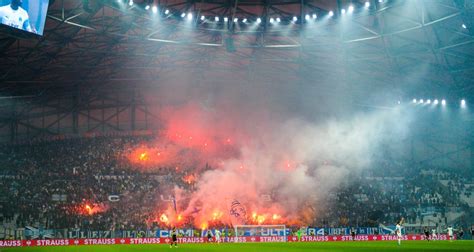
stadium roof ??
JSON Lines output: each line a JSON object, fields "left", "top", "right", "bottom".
{"left": 0, "top": 0, "right": 473, "bottom": 101}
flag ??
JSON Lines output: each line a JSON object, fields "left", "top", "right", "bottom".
{"left": 379, "top": 224, "right": 396, "bottom": 234}
{"left": 172, "top": 196, "right": 177, "bottom": 213}
{"left": 25, "top": 226, "right": 54, "bottom": 239}
{"left": 229, "top": 200, "right": 247, "bottom": 226}
{"left": 190, "top": 207, "right": 201, "bottom": 215}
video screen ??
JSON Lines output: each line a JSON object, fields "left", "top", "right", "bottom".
{"left": 0, "top": 0, "right": 49, "bottom": 35}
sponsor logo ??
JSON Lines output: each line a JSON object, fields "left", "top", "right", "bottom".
{"left": 301, "top": 236, "right": 329, "bottom": 242}
{"left": 177, "top": 237, "right": 204, "bottom": 243}
{"left": 226, "top": 237, "right": 247, "bottom": 243}
{"left": 0, "top": 240, "right": 22, "bottom": 247}
{"left": 83, "top": 239, "right": 115, "bottom": 245}
{"left": 130, "top": 238, "right": 161, "bottom": 244}
{"left": 260, "top": 236, "right": 285, "bottom": 242}
{"left": 36, "top": 239, "right": 70, "bottom": 246}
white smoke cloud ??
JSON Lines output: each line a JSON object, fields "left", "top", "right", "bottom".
{"left": 177, "top": 105, "right": 412, "bottom": 226}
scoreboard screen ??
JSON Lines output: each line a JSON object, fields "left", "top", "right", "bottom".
{"left": 0, "top": 0, "right": 49, "bottom": 35}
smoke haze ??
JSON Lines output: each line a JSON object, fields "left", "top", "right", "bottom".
{"left": 134, "top": 86, "right": 412, "bottom": 226}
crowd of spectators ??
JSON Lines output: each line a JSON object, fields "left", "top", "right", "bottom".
{"left": 0, "top": 136, "right": 196, "bottom": 232}
{"left": 0, "top": 136, "right": 472, "bottom": 238}
{"left": 316, "top": 160, "right": 472, "bottom": 229}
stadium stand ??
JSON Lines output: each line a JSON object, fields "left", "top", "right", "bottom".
{"left": 0, "top": 136, "right": 472, "bottom": 239}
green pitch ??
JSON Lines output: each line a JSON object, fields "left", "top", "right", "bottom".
{"left": 1, "top": 241, "right": 473, "bottom": 252}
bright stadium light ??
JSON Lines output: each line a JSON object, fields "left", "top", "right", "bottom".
{"left": 462, "top": 24, "right": 467, "bottom": 29}
{"left": 256, "top": 17, "right": 262, "bottom": 23}
{"left": 181, "top": 13, "right": 186, "bottom": 18}
{"left": 292, "top": 16, "right": 298, "bottom": 22}
{"left": 348, "top": 5, "right": 354, "bottom": 13}
{"left": 305, "top": 14, "right": 310, "bottom": 20}
{"left": 427, "top": 99, "right": 431, "bottom": 104}
{"left": 200, "top": 15, "right": 205, "bottom": 21}
{"left": 152, "top": 6, "right": 158, "bottom": 13}
{"left": 419, "top": 99, "right": 424, "bottom": 104}
{"left": 365, "top": 1, "right": 370, "bottom": 8}
{"left": 434, "top": 99, "right": 439, "bottom": 105}
{"left": 215, "top": 16, "right": 220, "bottom": 22}
{"left": 187, "top": 13, "right": 193, "bottom": 20}
{"left": 341, "top": 9, "right": 346, "bottom": 14}
{"left": 242, "top": 18, "right": 247, "bottom": 23}
{"left": 379, "top": 0, "right": 383, "bottom": 2}
{"left": 312, "top": 14, "right": 317, "bottom": 19}
{"left": 461, "top": 99, "right": 466, "bottom": 107}
{"left": 413, "top": 99, "right": 417, "bottom": 103}
{"left": 164, "top": 9, "right": 170, "bottom": 15}
{"left": 224, "top": 17, "right": 228, "bottom": 22}
{"left": 234, "top": 18, "right": 238, "bottom": 23}
{"left": 128, "top": 0, "right": 133, "bottom": 6}
{"left": 145, "top": 5, "right": 150, "bottom": 10}
{"left": 329, "top": 11, "right": 334, "bottom": 17}
{"left": 276, "top": 17, "right": 281, "bottom": 23}
{"left": 270, "top": 17, "right": 275, "bottom": 23}
{"left": 441, "top": 99, "right": 446, "bottom": 106}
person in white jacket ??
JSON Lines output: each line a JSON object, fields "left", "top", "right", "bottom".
{"left": 0, "top": 0, "right": 35, "bottom": 33}
{"left": 395, "top": 217, "right": 404, "bottom": 246}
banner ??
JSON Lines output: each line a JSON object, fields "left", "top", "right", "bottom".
{"left": 289, "top": 234, "right": 451, "bottom": 242}
{"left": 306, "top": 227, "right": 400, "bottom": 236}
{"left": 33, "top": 229, "right": 194, "bottom": 239}
{"left": 15, "top": 226, "right": 412, "bottom": 240}
{"left": 156, "top": 229, "right": 194, "bottom": 238}
{"left": 24, "top": 226, "right": 54, "bottom": 239}
{"left": 236, "top": 227, "right": 289, "bottom": 237}
{"left": 0, "top": 235, "right": 453, "bottom": 247}
{"left": 13, "top": 226, "right": 419, "bottom": 240}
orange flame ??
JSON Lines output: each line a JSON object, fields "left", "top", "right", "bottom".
{"left": 85, "top": 204, "right": 92, "bottom": 215}
{"left": 183, "top": 174, "right": 196, "bottom": 184}
{"left": 139, "top": 152, "right": 148, "bottom": 161}
{"left": 81, "top": 203, "right": 107, "bottom": 216}
{"left": 212, "top": 211, "right": 223, "bottom": 221}
{"left": 160, "top": 214, "right": 169, "bottom": 224}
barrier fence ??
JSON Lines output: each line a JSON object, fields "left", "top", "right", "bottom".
{"left": 0, "top": 234, "right": 453, "bottom": 247}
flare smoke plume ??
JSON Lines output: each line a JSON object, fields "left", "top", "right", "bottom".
{"left": 129, "top": 86, "right": 411, "bottom": 227}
